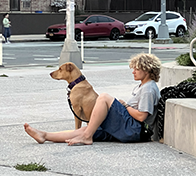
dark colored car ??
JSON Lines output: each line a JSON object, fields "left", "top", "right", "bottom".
{"left": 46, "top": 14, "right": 125, "bottom": 41}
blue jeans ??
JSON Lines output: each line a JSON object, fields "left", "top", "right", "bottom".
{"left": 3, "top": 27, "right": 11, "bottom": 42}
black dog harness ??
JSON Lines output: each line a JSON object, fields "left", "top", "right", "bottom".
{"left": 67, "top": 75, "right": 89, "bottom": 123}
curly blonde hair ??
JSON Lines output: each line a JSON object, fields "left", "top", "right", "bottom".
{"left": 129, "top": 53, "right": 161, "bottom": 82}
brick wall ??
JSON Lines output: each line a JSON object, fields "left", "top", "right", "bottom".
{"left": 0, "top": 0, "right": 9, "bottom": 12}
{"left": 75, "top": 0, "right": 83, "bottom": 11}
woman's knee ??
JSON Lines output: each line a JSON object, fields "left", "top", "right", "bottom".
{"left": 98, "top": 93, "right": 110, "bottom": 100}
{"left": 97, "top": 93, "right": 114, "bottom": 106}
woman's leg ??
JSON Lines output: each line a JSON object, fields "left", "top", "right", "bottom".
{"left": 24, "top": 123, "right": 87, "bottom": 144}
{"left": 66, "top": 93, "right": 115, "bottom": 146}
{"left": 7, "top": 28, "right": 11, "bottom": 42}
{"left": 4, "top": 28, "right": 8, "bottom": 42}
{"left": 24, "top": 93, "right": 114, "bottom": 145}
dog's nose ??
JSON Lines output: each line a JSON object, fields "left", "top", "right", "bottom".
{"left": 50, "top": 72, "right": 53, "bottom": 77}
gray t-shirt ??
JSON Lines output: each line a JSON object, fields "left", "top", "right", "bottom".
{"left": 127, "top": 80, "right": 160, "bottom": 129}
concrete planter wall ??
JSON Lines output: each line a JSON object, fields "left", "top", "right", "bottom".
{"left": 161, "top": 61, "right": 196, "bottom": 157}
{"left": 160, "top": 61, "right": 196, "bottom": 88}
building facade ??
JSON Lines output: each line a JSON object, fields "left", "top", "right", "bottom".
{"left": 0, "top": 0, "right": 83, "bottom": 13}
{"left": 1, "top": 0, "right": 196, "bottom": 13}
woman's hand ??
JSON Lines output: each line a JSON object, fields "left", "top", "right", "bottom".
{"left": 118, "top": 99, "right": 126, "bottom": 105}
{"left": 119, "top": 99, "right": 130, "bottom": 108}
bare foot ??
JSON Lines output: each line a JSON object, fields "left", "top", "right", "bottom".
{"left": 65, "top": 133, "right": 93, "bottom": 146}
{"left": 24, "top": 123, "right": 46, "bottom": 144}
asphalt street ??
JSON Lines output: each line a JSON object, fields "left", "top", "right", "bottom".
{"left": 2, "top": 41, "right": 189, "bottom": 67}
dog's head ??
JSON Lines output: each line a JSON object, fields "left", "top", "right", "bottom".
{"left": 50, "top": 62, "right": 82, "bottom": 83}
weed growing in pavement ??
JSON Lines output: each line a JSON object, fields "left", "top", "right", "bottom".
{"left": 46, "top": 65, "right": 54, "bottom": 67}
{"left": 14, "top": 162, "right": 48, "bottom": 172}
{"left": 0, "top": 74, "right": 8, "bottom": 77}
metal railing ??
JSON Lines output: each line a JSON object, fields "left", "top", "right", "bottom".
{"left": 189, "top": 38, "right": 196, "bottom": 66}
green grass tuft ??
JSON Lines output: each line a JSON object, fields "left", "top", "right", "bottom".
{"left": 46, "top": 65, "right": 54, "bottom": 67}
{"left": 0, "top": 74, "right": 8, "bottom": 77}
{"left": 171, "top": 36, "right": 188, "bottom": 43}
{"left": 175, "top": 52, "right": 195, "bottom": 66}
{"left": 182, "top": 70, "right": 196, "bottom": 83}
{"left": 14, "top": 162, "right": 48, "bottom": 172}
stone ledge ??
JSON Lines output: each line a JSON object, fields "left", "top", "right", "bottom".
{"left": 164, "top": 98, "right": 196, "bottom": 157}
{"left": 160, "top": 61, "right": 196, "bottom": 88}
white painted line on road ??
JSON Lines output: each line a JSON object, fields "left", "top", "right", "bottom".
{"left": 3, "top": 53, "right": 15, "bottom": 56}
{"left": 84, "top": 57, "right": 99, "bottom": 60}
{"left": 3, "top": 57, "right": 16, "bottom": 60}
{"left": 33, "top": 55, "right": 55, "bottom": 57}
{"left": 28, "top": 64, "right": 39, "bottom": 65}
{"left": 34, "top": 58, "right": 58, "bottom": 61}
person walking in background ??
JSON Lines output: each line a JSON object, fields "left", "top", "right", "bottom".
{"left": 2, "top": 13, "right": 11, "bottom": 44}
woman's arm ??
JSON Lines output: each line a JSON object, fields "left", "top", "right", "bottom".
{"left": 126, "top": 105, "right": 148, "bottom": 122}
{"left": 119, "top": 99, "right": 148, "bottom": 122}
{"left": 3, "top": 18, "right": 10, "bottom": 25}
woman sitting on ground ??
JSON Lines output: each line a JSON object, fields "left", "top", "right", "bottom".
{"left": 24, "top": 53, "right": 161, "bottom": 146}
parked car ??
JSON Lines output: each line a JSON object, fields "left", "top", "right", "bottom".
{"left": 124, "top": 11, "right": 187, "bottom": 39}
{"left": 46, "top": 14, "right": 125, "bottom": 41}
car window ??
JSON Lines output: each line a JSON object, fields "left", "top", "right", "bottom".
{"left": 135, "top": 13, "right": 158, "bottom": 21}
{"left": 98, "top": 16, "right": 115, "bottom": 23}
{"left": 86, "top": 16, "right": 98, "bottom": 23}
{"left": 166, "top": 13, "right": 180, "bottom": 20}
{"left": 157, "top": 14, "right": 161, "bottom": 19}
{"left": 75, "top": 16, "right": 88, "bottom": 24}
{"left": 108, "top": 17, "right": 115, "bottom": 22}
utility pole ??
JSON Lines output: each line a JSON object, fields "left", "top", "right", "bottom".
{"left": 59, "top": 0, "right": 82, "bottom": 69}
{"left": 155, "top": 0, "right": 173, "bottom": 44}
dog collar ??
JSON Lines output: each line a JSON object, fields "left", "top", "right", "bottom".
{"left": 68, "top": 75, "right": 86, "bottom": 90}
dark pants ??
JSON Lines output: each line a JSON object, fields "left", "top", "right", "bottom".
{"left": 93, "top": 99, "right": 141, "bottom": 142}
{"left": 3, "top": 27, "right": 11, "bottom": 42}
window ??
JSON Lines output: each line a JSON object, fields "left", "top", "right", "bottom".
{"left": 23, "top": 1, "right": 31, "bottom": 8}
{"left": 98, "top": 16, "right": 109, "bottom": 23}
{"left": 166, "top": 13, "right": 179, "bottom": 20}
{"left": 136, "top": 13, "right": 158, "bottom": 21}
{"left": 97, "top": 16, "right": 115, "bottom": 23}
{"left": 86, "top": 16, "right": 98, "bottom": 23}
{"left": 10, "top": 0, "right": 20, "bottom": 11}
{"left": 108, "top": 17, "right": 115, "bottom": 22}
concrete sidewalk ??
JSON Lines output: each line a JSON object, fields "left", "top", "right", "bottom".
{"left": 0, "top": 64, "right": 196, "bottom": 176}
{"left": 9, "top": 34, "right": 190, "bottom": 50}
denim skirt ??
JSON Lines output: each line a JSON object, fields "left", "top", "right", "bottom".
{"left": 93, "top": 98, "right": 142, "bottom": 142}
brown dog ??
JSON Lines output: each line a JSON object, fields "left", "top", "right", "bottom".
{"left": 50, "top": 62, "right": 98, "bottom": 129}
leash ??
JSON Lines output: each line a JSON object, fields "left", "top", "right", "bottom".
{"left": 67, "top": 75, "right": 89, "bottom": 123}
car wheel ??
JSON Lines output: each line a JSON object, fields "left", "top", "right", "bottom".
{"left": 109, "top": 28, "right": 120, "bottom": 40}
{"left": 176, "top": 26, "right": 185, "bottom": 37}
{"left": 75, "top": 29, "right": 82, "bottom": 41}
{"left": 145, "top": 28, "right": 155, "bottom": 39}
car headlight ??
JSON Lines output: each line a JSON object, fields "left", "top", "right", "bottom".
{"left": 125, "top": 25, "right": 137, "bottom": 28}
{"left": 137, "top": 24, "right": 147, "bottom": 27}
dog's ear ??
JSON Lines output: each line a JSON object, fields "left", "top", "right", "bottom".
{"left": 66, "top": 63, "right": 74, "bottom": 72}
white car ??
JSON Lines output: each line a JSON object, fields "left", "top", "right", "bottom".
{"left": 124, "top": 11, "right": 187, "bottom": 39}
